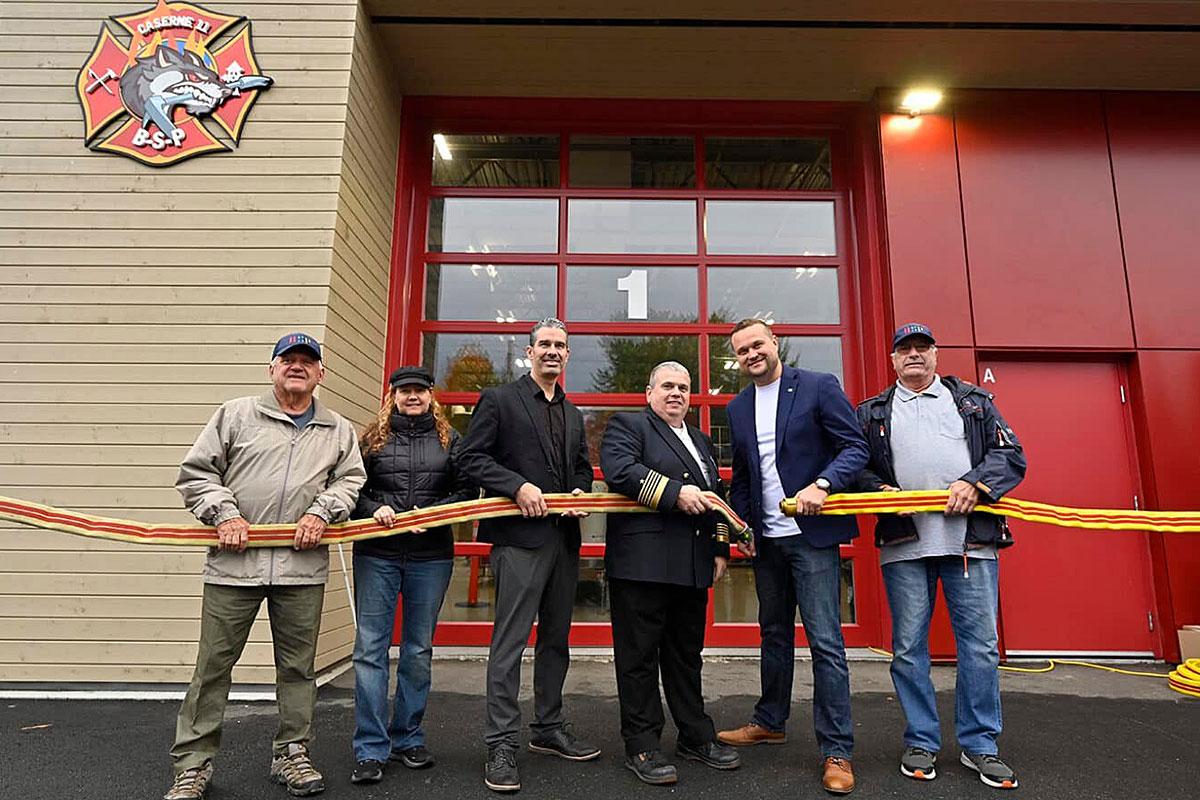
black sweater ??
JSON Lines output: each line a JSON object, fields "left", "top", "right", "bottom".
{"left": 353, "top": 411, "right": 478, "bottom": 560}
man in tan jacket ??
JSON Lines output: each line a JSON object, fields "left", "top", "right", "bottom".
{"left": 165, "top": 333, "right": 365, "bottom": 800}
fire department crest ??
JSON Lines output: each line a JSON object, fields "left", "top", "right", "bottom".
{"left": 76, "top": 1, "right": 274, "bottom": 167}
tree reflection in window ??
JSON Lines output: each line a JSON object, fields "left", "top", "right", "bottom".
{"left": 587, "top": 334, "right": 700, "bottom": 394}
{"left": 443, "top": 344, "right": 501, "bottom": 391}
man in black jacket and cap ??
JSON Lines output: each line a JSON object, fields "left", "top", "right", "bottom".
{"left": 856, "top": 323, "right": 1026, "bottom": 791}
{"left": 457, "top": 317, "right": 598, "bottom": 793}
{"left": 600, "top": 361, "right": 740, "bottom": 785}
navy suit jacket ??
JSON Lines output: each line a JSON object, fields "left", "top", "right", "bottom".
{"left": 600, "top": 408, "right": 729, "bottom": 588}
{"left": 727, "top": 366, "right": 870, "bottom": 548}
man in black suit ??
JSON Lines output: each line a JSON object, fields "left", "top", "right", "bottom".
{"left": 600, "top": 361, "right": 741, "bottom": 786}
{"left": 457, "top": 317, "right": 599, "bottom": 793}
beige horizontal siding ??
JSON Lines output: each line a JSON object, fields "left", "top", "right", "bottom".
{"left": 0, "top": 1, "right": 400, "bottom": 684}
{"left": 319, "top": 8, "right": 399, "bottom": 426}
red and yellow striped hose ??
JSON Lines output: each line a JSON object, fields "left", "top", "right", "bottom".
{"left": 781, "top": 490, "right": 1200, "bottom": 533}
{"left": 3, "top": 489, "right": 1198, "bottom": 697}
{"left": 1169, "top": 660, "right": 1200, "bottom": 698}
{"left": 0, "top": 491, "right": 749, "bottom": 548}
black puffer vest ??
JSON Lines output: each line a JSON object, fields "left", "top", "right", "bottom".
{"left": 353, "top": 411, "right": 476, "bottom": 560}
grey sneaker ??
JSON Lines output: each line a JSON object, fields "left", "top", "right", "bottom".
{"left": 960, "top": 752, "right": 1018, "bottom": 789}
{"left": 900, "top": 747, "right": 937, "bottom": 781}
{"left": 164, "top": 762, "right": 213, "bottom": 800}
{"left": 270, "top": 743, "right": 326, "bottom": 796}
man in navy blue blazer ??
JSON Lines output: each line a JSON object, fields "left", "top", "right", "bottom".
{"left": 716, "top": 319, "right": 869, "bottom": 795}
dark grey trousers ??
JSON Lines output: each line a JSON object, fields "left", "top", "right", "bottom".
{"left": 484, "top": 535, "right": 579, "bottom": 748}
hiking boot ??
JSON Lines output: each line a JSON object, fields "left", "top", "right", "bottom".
{"left": 394, "top": 745, "right": 435, "bottom": 769}
{"left": 270, "top": 743, "right": 326, "bottom": 796}
{"left": 484, "top": 746, "right": 520, "bottom": 793}
{"left": 900, "top": 747, "right": 937, "bottom": 781}
{"left": 822, "top": 756, "right": 856, "bottom": 795}
{"left": 164, "top": 763, "right": 213, "bottom": 800}
{"left": 528, "top": 723, "right": 601, "bottom": 761}
{"left": 960, "top": 752, "right": 1018, "bottom": 789}
{"left": 716, "top": 722, "right": 786, "bottom": 746}
{"left": 624, "top": 750, "right": 678, "bottom": 785}
{"left": 350, "top": 759, "right": 384, "bottom": 785}
{"left": 677, "top": 740, "right": 741, "bottom": 770}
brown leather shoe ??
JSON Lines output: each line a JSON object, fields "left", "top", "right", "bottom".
{"left": 716, "top": 723, "right": 786, "bottom": 746}
{"left": 822, "top": 757, "right": 855, "bottom": 795}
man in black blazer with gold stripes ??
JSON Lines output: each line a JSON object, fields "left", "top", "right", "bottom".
{"left": 600, "top": 361, "right": 740, "bottom": 785}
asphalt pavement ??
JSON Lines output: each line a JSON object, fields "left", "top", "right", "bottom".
{"left": 3, "top": 659, "right": 1197, "bottom": 800}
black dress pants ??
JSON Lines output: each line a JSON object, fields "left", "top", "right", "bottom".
{"left": 609, "top": 577, "right": 715, "bottom": 756}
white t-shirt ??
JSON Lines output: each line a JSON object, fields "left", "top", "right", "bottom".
{"left": 755, "top": 377, "right": 800, "bottom": 538}
{"left": 669, "top": 423, "right": 712, "bottom": 486}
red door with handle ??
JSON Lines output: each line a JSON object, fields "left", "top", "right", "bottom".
{"left": 977, "top": 359, "right": 1158, "bottom": 655}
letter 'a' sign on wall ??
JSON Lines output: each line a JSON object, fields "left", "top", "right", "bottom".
{"left": 76, "top": 1, "right": 273, "bottom": 167}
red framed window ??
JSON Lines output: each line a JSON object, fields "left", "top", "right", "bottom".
{"left": 388, "top": 99, "right": 882, "bottom": 648}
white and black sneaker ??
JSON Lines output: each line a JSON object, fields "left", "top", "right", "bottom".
{"left": 960, "top": 752, "right": 1018, "bottom": 789}
{"left": 900, "top": 746, "right": 937, "bottom": 780}
{"left": 393, "top": 745, "right": 435, "bottom": 770}
{"left": 350, "top": 760, "right": 384, "bottom": 784}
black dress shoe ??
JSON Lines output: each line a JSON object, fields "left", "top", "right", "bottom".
{"left": 624, "top": 750, "right": 678, "bottom": 785}
{"left": 677, "top": 740, "right": 741, "bottom": 770}
{"left": 484, "top": 746, "right": 520, "bottom": 793}
{"left": 528, "top": 724, "right": 601, "bottom": 761}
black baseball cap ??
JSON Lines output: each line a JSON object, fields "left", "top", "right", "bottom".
{"left": 892, "top": 322, "right": 936, "bottom": 351}
{"left": 389, "top": 365, "right": 435, "bottom": 389}
{"left": 271, "top": 332, "right": 322, "bottom": 360}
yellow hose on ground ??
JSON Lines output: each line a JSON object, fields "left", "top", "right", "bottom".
{"left": 867, "top": 647, "right": 1200, "bottom": 698}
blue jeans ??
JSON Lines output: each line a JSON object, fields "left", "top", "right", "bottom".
{"left": 882, "top": 556, "right": 1001, "bottom": 755}
{"left": 351, "top": 552, "right": 453, "bottom": 762}
{"left": 751, "top": 534, "right": 853, "bottom": 758}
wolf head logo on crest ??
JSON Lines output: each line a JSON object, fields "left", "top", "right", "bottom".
{"left": 77, "top": 1, "right": 274, "bottom": 166}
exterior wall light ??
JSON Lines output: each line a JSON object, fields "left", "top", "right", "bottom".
{"left": 898, "top": 89, "right": 943, "bottom": 116}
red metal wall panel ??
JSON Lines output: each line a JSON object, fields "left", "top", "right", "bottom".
{"left": 878, "top": 112, "right": 974, "bottom": 347}
{"left": 1106, "top": 92, "right": 1200, "bottom": 349}
{"left": 1135, "top": 350, "right": 1200, "bottom": 630}
{"left": 955, "top": 91, "right": 1134, "bottom": 349}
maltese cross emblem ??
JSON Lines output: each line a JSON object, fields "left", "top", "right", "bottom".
{"left": 76, "top": 1, "right": 274, "bottom": 167}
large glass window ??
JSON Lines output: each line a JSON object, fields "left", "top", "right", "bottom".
{"left": 569, "top": 136, "right": 696, "bottom": 188}
{"left": 423, "top": 333, "right": 528, "bottom": 391}
{"left": 707, "top": 266, "right": 839, "bottom": 324}
{"left": 567, "top": 199, "right": 697, "bottom": 254}
{"left": 567, "top": 335, "right": 700, "bottom": 393}
{"left": 567, "top": 266, "right": 698, "bottom": 323}
{"left": 705, "top": 136, "right": 833, "bottom": 190}
{"left": 425, "top": 264, "right": 557, "bottom": 322}
{"left": 706, "top": 200, "right": 837, "bottom": 256}
{"left": 432, "top": 134, "right": 560, "bottom": 187}
{"left": 428, "top": 198, "right": 559, "bottom": 254}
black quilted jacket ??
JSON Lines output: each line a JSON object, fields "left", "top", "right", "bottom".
{"left": 353, "top": 411, "right": 477, "bottom": 560}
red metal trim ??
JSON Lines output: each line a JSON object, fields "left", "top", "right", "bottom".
{"left": 428, "top": 187, "right": 844, "bottom": 200}
{"left": 421, "top": 321, "right": 851, "bottom": 336}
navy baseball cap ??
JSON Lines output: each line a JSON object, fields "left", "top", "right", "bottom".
{"left": 892, "top": 322, "right": 936, "bottom": 351}
{"left": 389, "top": 365, "right": 434, "bottom": 389}
{"left": 271, "top": 332, "right": 322, "bottom": 360}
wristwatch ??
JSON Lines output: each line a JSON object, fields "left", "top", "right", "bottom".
{"left": 814, "top": 477, "right": 832, "bottom": 493}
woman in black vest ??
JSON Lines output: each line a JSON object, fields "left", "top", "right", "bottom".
{"left": 349, "top": 366, "right": 476, "bottom": 784}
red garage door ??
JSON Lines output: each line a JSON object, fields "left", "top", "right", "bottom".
{"left": 978, "top": 359, "right": 1157, "bottom": 656}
